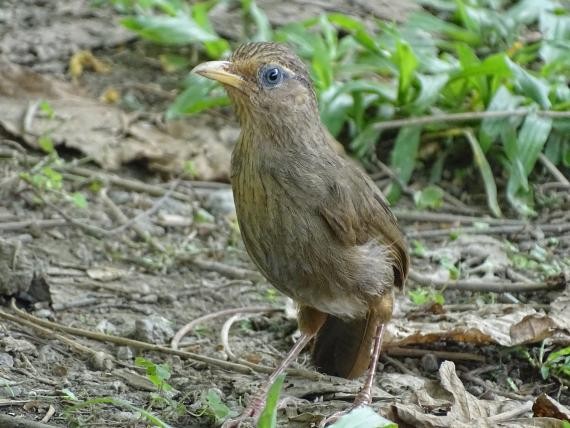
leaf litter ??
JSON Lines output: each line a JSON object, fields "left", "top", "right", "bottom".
{"left": 0, "top": 1, "right": 568, "bottom": 427}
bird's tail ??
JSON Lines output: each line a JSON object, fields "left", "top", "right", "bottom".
{"left": 311, "top": 293, "right": 393, "bottom": 379}
{"left": 311, "top": 313, "right": 377, "bottom": 379}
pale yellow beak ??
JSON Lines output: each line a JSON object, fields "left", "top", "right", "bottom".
{"left": 191, "top": 61, "right": 243, "bottom": 89}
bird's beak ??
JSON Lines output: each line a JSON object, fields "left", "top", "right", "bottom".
{"left": 191, "top": 61, "right": 243, "bottom": 89}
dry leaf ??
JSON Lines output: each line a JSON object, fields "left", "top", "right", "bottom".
{"left": 532, "top": 393, "right": 570, "bottom": 421}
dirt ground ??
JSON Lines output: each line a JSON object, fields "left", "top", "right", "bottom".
{"left": 0, "top": 1, "right": 569, "bottom": 427}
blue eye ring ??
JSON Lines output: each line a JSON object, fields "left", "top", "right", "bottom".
{"left": 260, "top": 65, "right": 284, "bottom": 87}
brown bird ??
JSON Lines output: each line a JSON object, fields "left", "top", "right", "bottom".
{"left": 192, "top": 42, "right": 409, "bottom": 427}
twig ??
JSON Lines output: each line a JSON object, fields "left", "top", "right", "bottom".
{"left": 406, "top": 222, "right": 570, "bottom": 238}
{"left": 110, "top": 179, "right": 181, "bottom": 234}
{"left": 0, "top": 218, "right": 68, "bottom": 232}
{"left": 408, "top": 269, "right": 565, "bottom": 293}
{"left": 385, "top": 347, "right": 485, "bottom": 363}
{"left": 539, "top": 153, "right": 570, "bottom": 186}
{"left": 461, "top": 371, "right": 532, "bottom": 401}
{"left": 392, "top": 210, "right": 525, "bottom": 226}
{"left": 4, "top": 299, "right": 323, "bottom": 380}
{"left": 219, "top": 312, "right": 322, "bottom": 380}
{"left": 373, "top": 109, "right": 570, "bottom": 131}
{"left": 182, "top": 257, "right": 263, "bottom": 281}
{"left": 100, "top": 188, "right": 165, "bottom": 252}
{"left": 0, "top": 414, "right": 57, "bottom": 428}
{"left": 171, "top": 306, "right": 279, "bottom": 350}
{"left": 487, "top": 401, "right": 534, "bottom": 422}
{"left": 381, "top": 354, "right": 416, "bottom": 375}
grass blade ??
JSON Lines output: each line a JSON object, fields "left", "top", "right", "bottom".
{"left": 463, "top": 130, "right": 502, "bottom": 217}
{"left": 257, "top": 374, "right": 285, "bottom": 428}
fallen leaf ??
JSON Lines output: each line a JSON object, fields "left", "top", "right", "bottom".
{"left": 532, "top": 394, "right": 570, "bottom": 421}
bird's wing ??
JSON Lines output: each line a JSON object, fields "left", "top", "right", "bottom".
{"left": 269, "top": 145, "right": 409, "bottom": 290}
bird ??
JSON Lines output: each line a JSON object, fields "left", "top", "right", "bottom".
{"left": 192, "top": 42, "right": 409, "bottom": 427}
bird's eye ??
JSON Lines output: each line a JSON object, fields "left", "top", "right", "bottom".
{"left": 261, "top": 66, "right": 284, "bottom": 87}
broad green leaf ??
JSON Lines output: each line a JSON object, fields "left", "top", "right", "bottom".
{"left": 506, "top": 114, "right": 552, "bottom": 215}
{"left": 121, "top": 13, "right": 219, "bottom": 45}
{"left": 394, "top": 40, "right": 418, "bottom": 103}
{"left": 257, "top": 375, "right": 285, "bottom": 428}
{"left": 70, "top": 192, "right": 88, "bottom": 209}
{"left": 319, "top": 84, "right": 354, "bottom": 136}
{"left": 479, "top": 86, "right": 522, "bottom": 151}
{"left": 205, "top": 389, "right": 231, "bottom": 423}
{"left": 464, "top": 130, "right": 502, "bottom": 217}
{"left": 451, "top": 53, "right": 509, "bottom": 81}
{"left": 410, "top": 73, "right": 449, "bottom": 113}
{"left": 330, "top": 406, "right": 397, "bottom": 428}
{"left": 517, "top": 114, "right": 553, "bottom": 174}
{"left": 350, "top": 125, "right": 382, "bottom": 159}
{"left": 388, "top": 126, "right": 421, "bottom": 202}
{"left": 455, "top": 42, "right": 489, "bottom": 103}
{"left": 406, "top": 12, "right": 480, "bottom": 45}
{"left": 166, "top": 75, "right": 229, "bottom": 119}
{"left": 539, "top": 9, "right": 570, "bottom": 64}
{"left": 414, "top": 185, "right": 445, "bottom": 209}
{"left": 242, "top": 0, "right": 272, "bottom": 42}
{"left": 192, "top": 3, "right": 230, "bottom": 58}
{"left": 328, "top": 14, "right": 380, "bottom": 53}
{"left": 506, "top": 57, "right": 551, "bottom": 108}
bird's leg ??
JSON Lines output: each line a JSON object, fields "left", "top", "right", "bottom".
{"left": 222, "top": 332, "right": 314, "bottom": 428}
{"left": 318, "top": 323, "right": 385, "bottom": 428}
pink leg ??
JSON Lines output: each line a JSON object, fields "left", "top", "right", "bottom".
{"left": 318, "top": 323, "right": 385, "bottom": 428}
{"left": 222, "top": 333, "right": 314, "bottom": 428}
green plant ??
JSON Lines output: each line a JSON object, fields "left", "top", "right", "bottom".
{"left": 409, "top": 287, "right": 445, "bottom": 305}
{"left": 257, "top": 374, "right": 285, "bottom": 428}
{"left": 102, "top": 0, "right": 570, "bottom": 216}
{"left": 63, "top": 388, "right": 172, "bottom": 428}
{"left": 195, "top": 389, "right": 233, "bottom": 424}
{"left": 330, "top": 406, "right": 397, "bottom": 428}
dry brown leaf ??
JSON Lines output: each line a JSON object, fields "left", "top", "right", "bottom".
{"left": 533, "top": 393, "right": 570, "bottom": 421}
{"left": 389, "top": 302, "right": 570, "bottom": 348}
{"left": 0, "top": 60, "right": 234, "bottom": 181}
{"left": 393, "top": 361, "right": 563, "bottom": 428}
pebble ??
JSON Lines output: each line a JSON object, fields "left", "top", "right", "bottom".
{"left": 133, "top": 316, "right": 174, "bottom": 344}
{"left": 116, "top": 346, "right": 134, "bottom": 361}
{"left": 95, "top": 319, "right": 117, "bottom": 335}
{"left": 421, "top": 353, "right": 439, "bottom": 372}
{"left": 0, "top": 352, "right": 14, "bottom": 367}
{"left": 89, "top": 351, "right": 114, "bottom": 371}
{"left": 204, "top": 189, "right": 235, "bottom": 216}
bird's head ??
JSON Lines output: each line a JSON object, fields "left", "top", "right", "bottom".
{"left": 192, "top": 42, "right": 319, "bottom": 126}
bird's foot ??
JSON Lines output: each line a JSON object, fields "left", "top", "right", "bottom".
{"left": 317, "top": 391, "right": 372, "bottom": 427}
{"left": 221, "top": 395, "right": 266, "bottom": 428}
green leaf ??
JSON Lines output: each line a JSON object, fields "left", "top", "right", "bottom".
{"left": 539, "top": 9, "right": 570, "bottom": 64}
{"left": 350, "top": 125, "right": 382, "bottom": 159}
{"left": 394, "top": 40, "right": 418, "bottom": 104}
{"left": 410, "top": 73, "right": 449, "bottom": 113}
{"left": 205, "top": 389, "right": 231, "bottom": 423}
{"left": 166, "top": 75, "right": 229, "bottom": 119}
{"left": 330, "top": 406, "right": 397, "bottom": 428}
{"left": 414, "top": 185, "right": 444, "bottom": 209}
{"left": 121, "top": 13, "right": 220, "bottom": 45}
{"left": 39, "top": 100, "right": 55, "bottom": 119}
{"left": 192, "top": 3, "right": 230, "bottom": 58}
{"left": 506, "top": 57, "right": 551, "bottom": 109}
{"left": 328, "top": 14, "right": 380, "bottom": 53}
{"left": 451, "top": 53, "right": 509, "bottom": 81}
{"left": 257, "top": 374, "right": 285, "bottom": 428}
{"left": 242, "top": 0, "right": 272, "bottom": 42}
{"left": 37, "top": 135, "right": 55, "bottom": 154}
{"left": 388, "top": 126, "right": 421, "bottom": 202}
{"left": 480, "top": 86, "right": 522, "bottom": 151}
{"left": 516, "top": 114, "right": 553, "bottom": 175}
{"left": 70, "top": 192, "right": 88, "bottom": 209}
{"left": 464, "top": 130, "right": 502, "bottom": 217}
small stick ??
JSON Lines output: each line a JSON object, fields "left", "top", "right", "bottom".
{"left": 100, "top": 188, "right": 165, "bottom": 252}
{"left": 171, "top": 306, "right": 279, "bottom": 350}
{"left": 385, "top": 347, "right": 485, "bottom": 363}
{"left": 372, "top": 109, "right": 570, "bottom": 131}
{"left": 406, "top": 222, "right": 570, "bottom": 238}
{"left": 110, "top": 179, "right": 181, "bottom": 234}
{"left": 408, "top": 269, "right": 565, "bottom": 293}
{"left": 392, "top": 210, "right": 526, "bottom": 226}
{"left": 0, "top": 218, "right": 68, "bottom": 232}
{"left": 182, "top": 257, "right": 263, "bottom": 281}
{"left": 381, "top": 354, "right": 416, "bottom": 375}
{"left": 0, "top": 414, "right": 57, "bottom": 428}
{"left": 487, "top": 401, "right": 533, "bottom": 422}
{"left": 539, "top": 153, "right": 570, "bottom": 186}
